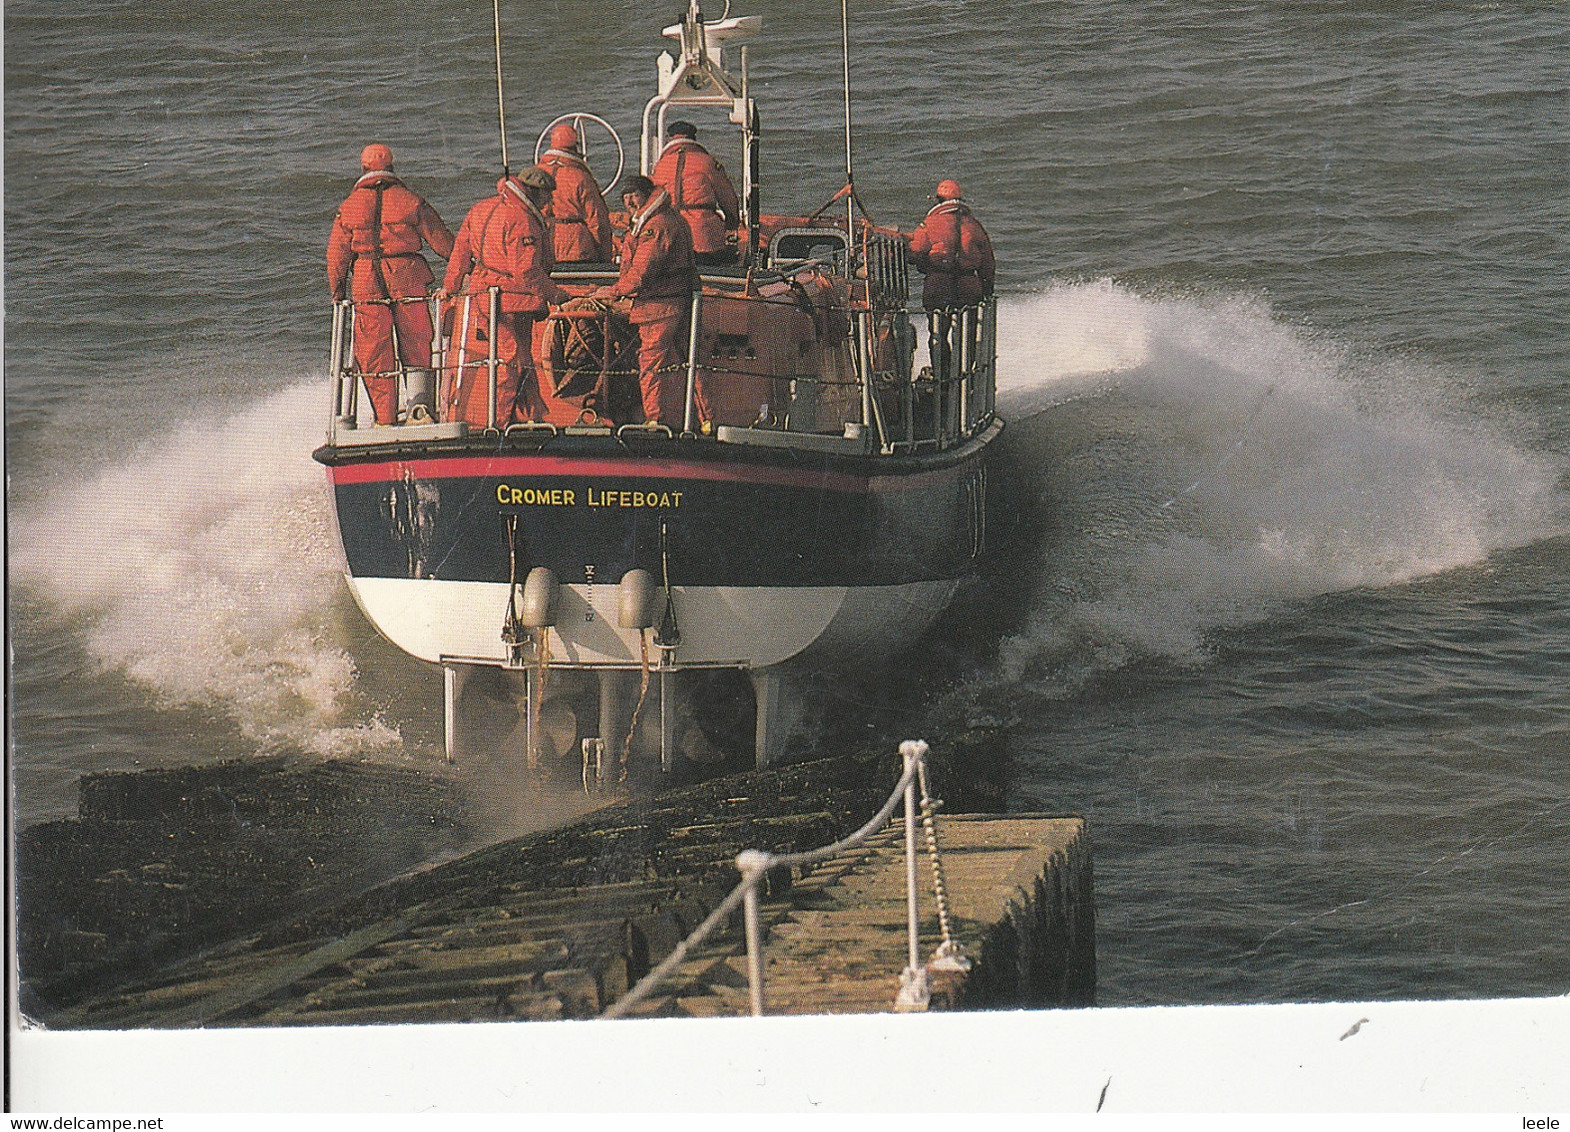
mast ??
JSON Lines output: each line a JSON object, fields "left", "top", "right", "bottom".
{"left": 840, "top": 0, "right": 855, "bottom": 239}
{"left": 493, "top": 0, "right": 510, "bottom": 177}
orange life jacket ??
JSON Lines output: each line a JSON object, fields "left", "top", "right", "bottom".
{"left": 538, "top": 149, "right": 614, "bottom": 263}
{"left": 651, "top": 139, "right": 740, "bottom": 255}
{"left": 327, "top": 171, "right": 454, "bottom": 302}
{"left": 608, "top": 190, "right": 700, "bottom": 322}
{"left": 908, "top": 200, "right": 996, "bottom": 310}
{"left": 443, "top": 181, "right": 565, "bottom": 316}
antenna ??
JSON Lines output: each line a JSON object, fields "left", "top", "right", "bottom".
{"left": 493, "top": 0, "right": 510, "bottom": 177}
{"left": 840, "top": 0, "right": 854, "bottom": 204}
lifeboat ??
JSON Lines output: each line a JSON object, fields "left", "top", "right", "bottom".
{"left": 313, "top": 2, "right": 1002, "bottom": 782}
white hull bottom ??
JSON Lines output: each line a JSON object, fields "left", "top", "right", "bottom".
{"left": 347, "top": 575, "right": 964, "bottom": 768}
{"left": 346, "top": 576, "right": 962, "bottom": 670}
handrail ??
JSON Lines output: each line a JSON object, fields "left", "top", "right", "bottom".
{"left": 326, "top": 291, "right": 995, "bottom": 451}
{"left": 681, "top": 290, "right": 704, "bottom": 436}
{"left": 602, "top": 738, "right": 966, "bottom": 1019}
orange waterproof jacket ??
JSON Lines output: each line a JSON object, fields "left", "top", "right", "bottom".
{"left": 328, "top": 171, "right": 454, "bottom": 302}
{"left": 538, "top": 149, "right": 614, "bottom": 263}
{"left": 908, "top": 200, "right": 996, "bottom": 310}
{"left": 606, "top": 189, "right": 699, "bottom": 322}
{"left": 443, "top": 180, "right": 567, "bottom": 316}
{"left": 651, "top": 139, "right": 740, "bottom": 255}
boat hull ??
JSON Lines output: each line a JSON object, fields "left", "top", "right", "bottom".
{"left": 321, "top": 426, "right": 998, "bottom": 673}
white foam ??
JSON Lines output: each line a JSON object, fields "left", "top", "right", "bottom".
{"left": 990, "top": 283, "right": 1570, "bottom": 676}
{"left": 9, "top": 380, "right": 405, "bottom": 756}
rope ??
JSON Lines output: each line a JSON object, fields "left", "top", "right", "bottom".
{"left": 620, "top": 630, "right": 651, "bottom": 784}
{"left": 534, "top": 625, "right": 549, "bottom": 699}
{"left": 601, "top": 749, "right": 925, "bottom": 1018}
{"left": 500, "top": 516, "right": 525, "bottom": 648}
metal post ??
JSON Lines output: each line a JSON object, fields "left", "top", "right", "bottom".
{"left": 451, "top": 293, "right": 473, "bottom": 422}
{"left": 929, "top": 310, "right": 946, "bottom": 445}
{"left": 736, "top": 849, "right": 769, "bottom": 1016}
{"left": 682, "top": 290, "right": 703, "bottom": 435}
{"left": 442, "top": 663, "right": 460, "bottom": 762}
{"left": 486, "top": 287, "right": 501, "bottom": 431}
{"left": 904, "top": 749, "right": 921, "bottom": 975}
{"left": 986, "top": 300, "right": 997, "bottom": 418}
{"left": 330, "top": 300, "right": 348, "bottom": 430}
{"left": 959, "top": 306, "right": 973, "bottom": 435}
{"left": 858, "top": 310, "right": 872, "bottom": 429}
{"left": 342, "top": 303, "right": 361, "bottom": 425}
{"left": 428, "top": 294, "right": 443, "bottom": 401}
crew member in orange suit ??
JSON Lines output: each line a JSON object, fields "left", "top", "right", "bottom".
{"left": 651, "top": 120, "right": 740, "bottom": 265}
{"left": 327, "top": 144, "right": 454, "bottom": 424}
{"left": 589, "top": 175, "right": 700, "bottom": 425}
{"left": 907, "top": 179, "right": 996, "bottom": 312}
{"left": 442, "top": 166, "right": 569, "bottom": 427}
{"left": 537, "top": 122, "right": 614, "bottom": 264}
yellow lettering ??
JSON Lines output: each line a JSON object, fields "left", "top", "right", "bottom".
{"left": 516, "top": 484, "right": 684, "bottom": 508}
{"left": 497, "top": 484, "right": 509, "bottom": 503}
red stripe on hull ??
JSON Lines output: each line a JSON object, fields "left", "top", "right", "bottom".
{"left": 327, "top": 452, "right": 971, "bottom": 494}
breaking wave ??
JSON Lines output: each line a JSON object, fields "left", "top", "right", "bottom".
{"left": 989, "top": 281, "right": 1570, "bottom": 680}
{"left": 8, "top": 380, "right": 404, "bottom": 757}
{"left": 13, "top": 283, "right": 1567, "bottom": 749}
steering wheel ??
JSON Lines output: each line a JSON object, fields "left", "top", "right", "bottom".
{"left": 534, "top": 113, "right": 625, "bottom": 195}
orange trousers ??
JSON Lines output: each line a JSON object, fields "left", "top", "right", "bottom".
{"left": 633, "top": 303, "right": 694, "bottom": 425}
{"left": 446, "top": 308, "right": 541, "bottom": 428}
{"left": 354, "top": 299, "right": 434, "bottom": 424}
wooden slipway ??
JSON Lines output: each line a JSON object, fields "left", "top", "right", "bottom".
{"left": 623, "top": 815, "right": 1094, "bottom": 1017}
{"left": 53, "top": 813, "right": 1092, "bottom": 1027}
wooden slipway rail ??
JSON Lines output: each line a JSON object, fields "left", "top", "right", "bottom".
{"left": 52, "top": 811, "right": 1092, "bottom": 1027}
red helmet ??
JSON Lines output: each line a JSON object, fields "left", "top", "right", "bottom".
{"left": 549, "top": 122, "right": 579, "bottom": 151}
{"left": 360, "top": 143, "right": 394, "bottom": 172}
{"left": 935, "top": 179, "right": 963, "bottom": 201}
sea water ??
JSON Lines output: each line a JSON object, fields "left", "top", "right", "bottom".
{"left": 6, "top": 0, "right": 1567, "bottom": 1005}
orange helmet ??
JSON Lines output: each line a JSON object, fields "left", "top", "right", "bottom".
{"left": 360, "top": 143, "right": 394, "bottom": 172}
{"left": 549, "top": 122, "right": 579, "bottom": 151}
{"left": 935, "top": 179, "right": 963, "bottom": 201}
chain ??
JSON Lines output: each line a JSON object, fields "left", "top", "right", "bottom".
{"left": 915, "top": 760, "right": 962, "bottom": 958}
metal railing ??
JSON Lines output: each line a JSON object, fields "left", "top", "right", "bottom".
{"left": 602, "top": 739, "right": 970, "bottom": 1019}
{"left": 328, "top": 293, "right": 453, "bottom": 436}
{"left": 913, "top": 297, "right": 997, "bottom": 451}
{"left": 327, "top": 289, "right": 996, "bottom": 453}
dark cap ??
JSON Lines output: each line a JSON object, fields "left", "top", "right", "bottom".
{"left": 667, "top": 120, "right": 697, "bottom": 139}
{"left": 622, "top": 174, "right": 656, "bottom": 198}
{"left": 518, "top": 166, "right": 557, "bottom": 192}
